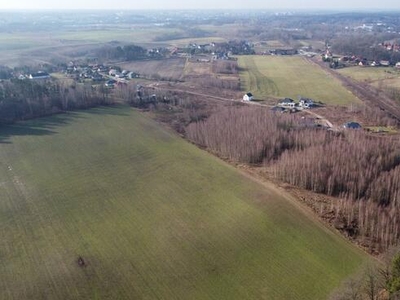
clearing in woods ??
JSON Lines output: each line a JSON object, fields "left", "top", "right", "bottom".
{"left": 0, "top": 106, "right": 367, "bottom": 299}
{"left": 238, "top": 55, "right": 361, "bottom": 106}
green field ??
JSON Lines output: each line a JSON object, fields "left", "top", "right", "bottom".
{"left": 0, "top": 106, "right": 367, "bottom": 299}
{"left": 238, "top": 55, "right": 361, "bottom": 106}
{"left": 338, "top": 66, "right": 400, "bottom": 89}
{"left": 338, "top": 66, "right": 400, "bottom": 82}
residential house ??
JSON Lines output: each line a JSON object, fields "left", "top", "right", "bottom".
{"left": 278, "top": 98, "right": 296, "bottom": 108}
{"left": 343, "top": 122, "right": 362, "bottom": 129}
{"left": 396, "top": 62, "right": 400, "bottom": 69}
{"left": 109, "top": 69, "right": 118, "bottom": 76}
{"left": 127, "top": 72, "right": 140, "bottom": 79}
{"left": 115, "top": 73, "right": 125, "bottom": 79}
{"left": 105, "top": 79, "right": 117, "bottom": 88}
{"left": 299, "top": 97, "right": 314, "bottom": 108}
{"left": 243, "top": 92, "right": 254, "bottom": 101}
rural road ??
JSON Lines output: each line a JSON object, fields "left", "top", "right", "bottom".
{"left": 151, "top": 84, "right": 335, "bottom": 128}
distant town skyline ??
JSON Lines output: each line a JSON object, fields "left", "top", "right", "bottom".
{"left": 2, "top": 0, "right": 400, "bottom": 10}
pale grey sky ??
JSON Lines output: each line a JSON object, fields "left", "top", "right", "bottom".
{"left": 1, "top": 0, "right": 400, "bottom": 10}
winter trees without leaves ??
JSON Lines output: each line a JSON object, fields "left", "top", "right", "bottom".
{"left": 186, "top": 106, "right": 400, "bottom": 252}
{"left": 0, "top": 80, "right": 115, "bottom": 123}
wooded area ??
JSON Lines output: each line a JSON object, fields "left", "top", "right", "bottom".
{"left": 0, "top": 80, "right": 114, "bottom": 123}
{"left": 186, "top": 106, "right": 400, "bottom": 252}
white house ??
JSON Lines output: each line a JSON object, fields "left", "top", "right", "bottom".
{"left": 396, "top": 62, "right": 400, "bottom": 69}
{"left": 243, "top": 92, "right": 254, "bottom": 101}
{"left": 299, "top": 97, "right": 314, "bottom": 109}
{"left": 279, "top": 98, "right": 296, "bottom": 108}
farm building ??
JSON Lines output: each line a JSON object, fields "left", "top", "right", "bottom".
{"left": 278, "top": 98, "right": 296, "bottom": 108}
{"left": 91, "top": 74, "right": 103, "bottom": 81}
{"left": 343, "top": 122, "right": 362, "bottom": 129}
{"left": 243, "top": 92, "right": 254, "bottom": 101}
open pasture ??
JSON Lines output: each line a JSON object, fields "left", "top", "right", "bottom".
{"left": 338, "top": 66, "right": 400, "bottom": 83}
{"left": 238, "top": 55, "right": 361, "bottom": 106}
{"left": 338, "top": 66, "right": 400, "bottom": 92}
{"left": 0, "top": 106, "right": 367, "bottom": 299}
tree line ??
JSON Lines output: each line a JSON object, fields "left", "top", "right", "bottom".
{"left": 330, "top": 248, "right": 400, "bottom": 299}
{"left": 95, "top": 44, "right": 148, "bottom": 62}
{"left": 0, "top": 79, "right": 114, "bottom": 123}
{"left": 332, "top": 34, "right": 400, "bottom": 62}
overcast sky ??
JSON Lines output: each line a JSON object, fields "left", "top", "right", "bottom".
{"left": 1, "top": 0, "right": 400, "bottom": 10}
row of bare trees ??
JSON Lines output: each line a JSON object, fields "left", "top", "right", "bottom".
{"left": 0, "top": 79, "right": 115, "bottom": 123}
{"left": 187, "top": 106, "right": 317, "bottom": 163}
{"left": 186, "top": 106, "right": 400, "bottom": 252}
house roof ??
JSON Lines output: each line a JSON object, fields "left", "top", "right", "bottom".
{"left": 299, "top": 97, "right": 314, "bottom": 103}
{"left": 30, "top": 72, "right": 50, "bottom": 78}
{"left": 245, "top": 92, "right": 253, "bottom": 97}
{"left": 343, "top": 122, "right": 362, "bottom": 129}
{"left": 280, "top": 98, "right": 294, "bottom": 103}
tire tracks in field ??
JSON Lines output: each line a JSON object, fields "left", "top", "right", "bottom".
{"left": 241, "top": 57, "right": 279, "bottom": 96}
{"left": 0, "top": 158, "right": 72, "bottom": 295}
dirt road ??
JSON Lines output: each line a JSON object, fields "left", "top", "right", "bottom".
{"left": 150, "top": 83, "right": 335, "bottom": 127}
